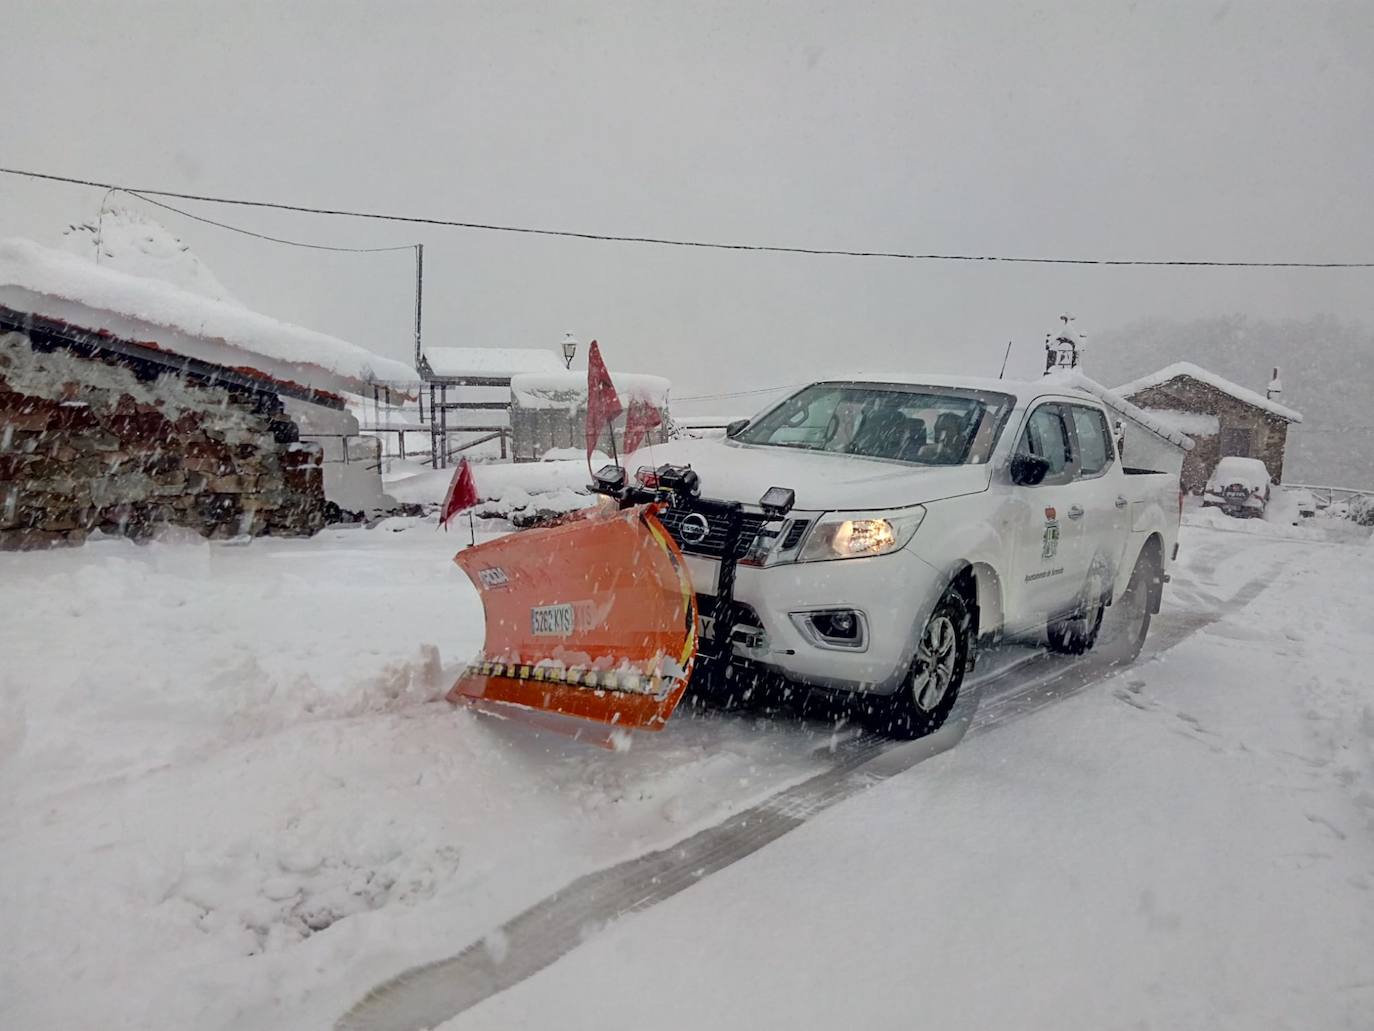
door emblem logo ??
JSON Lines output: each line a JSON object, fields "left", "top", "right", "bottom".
{"left": 679, "top": 513, "right": 711, "bottom": 546}
{"left": 1041, "top": 514, "right": 1060, "bottom": 561}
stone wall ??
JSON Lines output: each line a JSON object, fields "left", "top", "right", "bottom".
{"left": 1125, "top": 377, "right": 1291, "bottom": 492}
{"left": 0, "top": 330, "right": 326, "bottom": 550}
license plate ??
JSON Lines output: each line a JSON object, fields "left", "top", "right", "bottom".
{"left": 697, "top": 612, "right": 716, "bottom": 641}
{"left": 530, "top": 603, "right": 575, "bottom": 636}
{"left": 682, "top": 554, "right": 719, "bottom": 595}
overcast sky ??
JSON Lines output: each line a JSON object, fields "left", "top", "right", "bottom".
{"left": 4, "top": 1, "right": 1372, "bottom": 410}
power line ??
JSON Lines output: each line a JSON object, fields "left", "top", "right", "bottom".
{"left": 675, "top": 384, "right": 799, "bottom": 402}
{"left": 124, "top": 190, "right": 418, "bottom": 253}
{"left": 7, "top": 165, "right": 1374, "bottom": 268}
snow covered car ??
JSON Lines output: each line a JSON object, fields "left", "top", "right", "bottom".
{"left": 1202, "top": 456, "right": 1272, "bottom": 518}
{"left": 631, "top": 376, "right": 1182, "bottom": 738}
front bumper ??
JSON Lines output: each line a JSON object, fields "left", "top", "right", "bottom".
{"left": 683, "top": 548, "right": 946, "bottom": 695}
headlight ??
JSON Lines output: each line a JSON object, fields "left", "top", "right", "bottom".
{"left": 797, "top": 507, "right": 925, "bottom": 562}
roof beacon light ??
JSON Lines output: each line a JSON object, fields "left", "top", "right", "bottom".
{"left": 657, "top": 465, "right": 701, "bottom": 499}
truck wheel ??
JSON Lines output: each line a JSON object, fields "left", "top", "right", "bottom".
{"left": 1046, "top": 569, "right": 1107, "bottom": 655}
{"left": 863, "top": 588, "right": 970, "bottom": 740}
{"left": 1098, "top": 549, "right": 1156, "bottom": 666}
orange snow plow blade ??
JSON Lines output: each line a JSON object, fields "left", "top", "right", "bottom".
{"left": 448, "top": 503, "right": 698, "bottom": 733}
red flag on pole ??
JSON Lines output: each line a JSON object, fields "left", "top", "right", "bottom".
{"left": 439, "top": 457, "right": 480, "bottom": 530}
{"left": 622, "top": 397, "right": 663, "bottom": 454}
{"left": 585, "top": 340, "right": 623, "bottom": 459}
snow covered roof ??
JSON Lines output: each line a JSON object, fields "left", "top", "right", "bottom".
{"left": 1115, "top": 362, "right": 1303, "bottom": 424}
{"left": 57, "top": 208, "right": 241, "bottom": 305}
{"left": 0, "top": 237, "right": 417, "bottom": 390}
{"left": 421, "top": 346, "right": 563, "bottom": 380}
{"left": 511, "top": 369, "right": 671, "bottom": 410}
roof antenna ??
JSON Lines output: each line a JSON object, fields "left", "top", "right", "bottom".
{"left": 998, "top": 340, "right": 1013, "bottom": 379}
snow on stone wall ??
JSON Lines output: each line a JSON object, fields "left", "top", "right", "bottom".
{"left": 0, "top": 331, "right": 327, "bottom": 549}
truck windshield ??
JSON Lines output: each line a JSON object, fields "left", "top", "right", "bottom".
{"left": 736, "top": 382, "right": 1015, "bottom": 465}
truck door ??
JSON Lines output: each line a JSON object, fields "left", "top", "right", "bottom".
{"left": 1064, "top": 404, "right": 1130, "bottom": 590}
{"left": 1006, "top": 402, "right": 1087, "bottom": 631}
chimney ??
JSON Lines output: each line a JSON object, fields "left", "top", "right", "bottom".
{"left": 1267, "top": 366, "right": 1282, "bottom": 400}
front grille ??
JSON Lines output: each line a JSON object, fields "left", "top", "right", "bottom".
{"left": 657, "top": 507, "right": 769, "bottom": 557}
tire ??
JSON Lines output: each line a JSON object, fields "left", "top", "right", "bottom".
{"left": 863, "top": 588, "right": 971, "bottom": 740}
{"left": 1046, "top": 567, "right": 1108, "bottom": 655}
{"left": 1098, "top": 548, "right": 1158, "bottom": 666}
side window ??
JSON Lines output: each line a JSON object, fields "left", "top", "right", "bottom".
{"left": 1069, "top": 406, "right": 1114, "bottom": 477}
{"left": 1019, "top": 404, "right": 1074, "bottom": 484}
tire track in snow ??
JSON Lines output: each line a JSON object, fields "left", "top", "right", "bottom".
{"left": 336, "top": 560, "right": 1284, "bottom": 1031}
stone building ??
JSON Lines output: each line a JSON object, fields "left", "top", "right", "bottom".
{"left": 1116, "top": 362, "right": 1303, "bottom": 493}
{"left": 0, "top": 231, "right": 416, "bottom": 549}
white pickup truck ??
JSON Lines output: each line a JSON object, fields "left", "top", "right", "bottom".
{"left": 632, "top": 375, "right": 1183, "bottom": 738}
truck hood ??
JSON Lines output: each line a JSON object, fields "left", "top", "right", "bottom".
{"left": 630, "top": 438, "right": 991, "bottom": 511}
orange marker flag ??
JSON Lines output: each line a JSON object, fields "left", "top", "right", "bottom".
{"left": 439, "top": 457, "right": 480, "bottom": 531}
{"left": 585, "top": 340, "right": 623, "bottom": 460}
{"left": 622, "top": 397, "right": 663, "bottom": 454}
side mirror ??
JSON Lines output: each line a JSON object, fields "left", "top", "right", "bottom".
{"left": 1009, "top": 453, "right": 1051, "bottom": 487}
{"left": 725, "top": 418, "right": 750, "bottom": 439}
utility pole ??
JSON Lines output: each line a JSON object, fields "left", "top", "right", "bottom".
{"left": 412, "top": 243, "right": 424, "bottom": 372}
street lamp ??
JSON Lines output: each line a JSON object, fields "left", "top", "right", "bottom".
{"left": 561, "top": 332, "right": 579, "bottom": 370}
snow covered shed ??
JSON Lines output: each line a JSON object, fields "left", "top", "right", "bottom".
{"left": 1116, "top": 362, "right": 1302, "bottom": 492}
{"left": 417, "top": 346, "right": 565, "bottom": 465}
{"left": 0, "top": 225, "right": 417, "bottom": 548}
{"left": 509, "top": 370, "right": 672, "bottom": 461}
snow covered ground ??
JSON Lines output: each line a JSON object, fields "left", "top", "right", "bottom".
{"left": 383, "top": 457, "right": 598, "bottom": 518}
{"left": 2, "top": 516, "right": 1371, "bottom": 1030}
{"left": 448, "top": 524, "right": 1374, "bottom": 1031}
